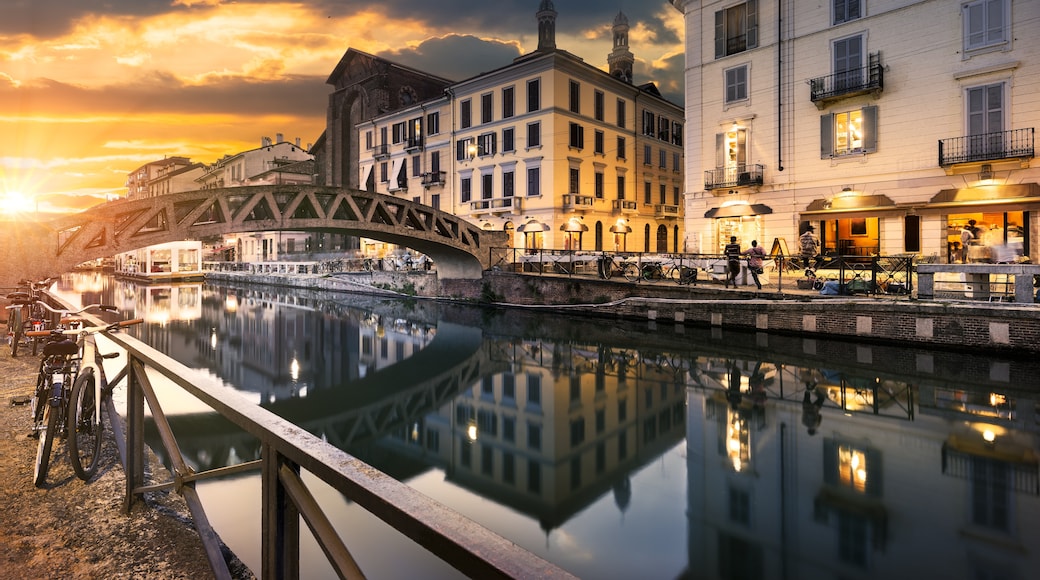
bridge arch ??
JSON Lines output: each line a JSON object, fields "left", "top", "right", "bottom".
{"left": 15, "top": 185, "right": 507, "bottom": 284}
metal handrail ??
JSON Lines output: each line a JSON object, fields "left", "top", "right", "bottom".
{"left": 45, "top": 293, "right": 575, "bottom": 580}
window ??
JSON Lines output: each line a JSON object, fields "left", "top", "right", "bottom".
{"left": 659, "top": 183, "right": 667, "bottom": 204}
{"left": 725, "top": 65, "right": 748, "bottom": 103}
{"left": 570, "top": 417, "right": 585, "bottom": 447}
{"left": 431, "top": 193, "right": 440, "bottom": 209}
{"left": 481, "top": 173, "right": 493, "bottom": 199}
{"left": 460, "top": 176, "right": 472, "bottom": 203}
{"left": 715, "top": 0, "right": 758, "bottom": 58}
{"left": 527, "top": 167, "right": 540, "bottom": 197}
{"left": 379, "top": 126, "right": 387, "bottom": 147}
{"left": 503, "top": 127, "right": 515, "bottom": 152}
{"left": 659, "top": 148, "right": 667, "bottom": 169}
{"left": 460, "top": 99, "right": 472, "bottom": 129}
{"left": 617, "top": 136, "right": 626, "bottom": 159}
{"left": 673, "top": 185, "right": 681, "bottom": 205}
{"left": 527, "top": 78, "right": 540, "bottom": 112}
{"left": 477, "top": 132, "right": 497, "bottom": 157}
{"left": 595, "top": 171, "right": 604, "bottom": 198}
{"left": 391, "top": 122, "right": 405, "bottom": 144}
{"left": 963, "top": 0, "right": 1008, "bottom": 53}
{"left": 642, "top": 110, "right": 656, "bottom": 136}
{"left": 430, "top": 151, "right": 440, "bottom": 174}
{"left": 821, "top": 105, "right": 877, "bottom": 157}
{"left": 569, "top": 167, "right": 580, "bottom": 194}
{"left": 617, "top": 175, "right": 626, "bottom": 199}
{"left": 833, "top": 35, "right": 864, "bottom": 91}
{"left": 644, "top": 181, "right": 652, "bottom": 204}
{"left": 569, "top": 123, "right": 585, "bottom": 149}
{"left": 481, "top": 93, "right": 493, "bottom": 124}
{"left": 380, "top": 162, "right": 388, "bottom": 182}
{"left": 569, "top": 80, "right": 580, "bottom": 113}
{"left": 527, "top": 374, "right": 541, "bottom": 405}
{"left": 527, "top": 122, "right": 541, "bottom": 148}
{"left": 833, "top": 0, "right": 861, "bottom": 25}
{"left": 643, "top": 144, "right": 652, "bottom": 166}
{"left": 503, "top": 169, "right": 515, "bottom": 197}
{"left": 717, "top": 128, "right": 748, "bottom": 169}
{"left": 672, "top": 121, "right": 683, "bottom": 146}
{"left": 502, "top": 86, "right": 514, "bottom": 118}
{"left": 411, "top": 155, "right": 421, "bottom": 177}
{"left": 427, "top": 111, "right": 440, "bottom": 135}
{"left": 457, "top": 137, "right": 475, "bottom": 160}
{"left": 673, "top": 152, "right": 681, "bottom": 172}
{"left": 616, "top": 99, "right": 627, "bottom": 128}
{"left": 594, "top": 130, "right": 604, "bottom": 154}
{"left": 594, "top": 90, "right": 604, "bottom": 121}
{"left": 967, "top": 82, "right": 1004, "bottom": 137}
{"left": 365, "top": 130, "right": 373, "bottom": 149}
{"left": 658, "top": 116, "right": 670, "bottom": 140}
{"left": 527, "top": 423, "right": 541, "bottom": 450}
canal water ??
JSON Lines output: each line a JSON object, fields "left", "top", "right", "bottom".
{"left": 52, "top": 272, "right": 1040, "bottom": 579}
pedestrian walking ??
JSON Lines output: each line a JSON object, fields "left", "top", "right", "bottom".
{"left": 744, "top": 239, "right": 766, "bottom": 290}
{"left": 799, "top": 225, "right": 821, "bottom": 270}
{"left": 724, "top": 236, "right": 741, "bottom": 288}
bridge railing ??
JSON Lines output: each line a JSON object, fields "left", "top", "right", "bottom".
{"left": 48, "top": 294, "right": 574, "bottom": 579}
{"left": 490, "top": 247, "right": 917, "bottom": 296}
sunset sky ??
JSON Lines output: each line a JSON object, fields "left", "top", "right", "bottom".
{"left": 0, "top": 0, "right": 684, "bottom": 216}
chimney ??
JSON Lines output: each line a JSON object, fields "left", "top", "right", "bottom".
{"left": 295, "top": 137, "right": 301, "bottom": 147}
{"left": 276, "top": 133, "right": 284, "bottom": 143}
{"left": 261, "top": 136, "right": 271, "bottom": 147}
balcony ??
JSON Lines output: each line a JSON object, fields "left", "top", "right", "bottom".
{"left": 562, "top": 194, "right": 595, "bottom": 211}
{"left": 490, "top": 197, "right": 521, "bottom": 213}
{"left": 810, "top": 53, "right": 883, "bottom": 109}
{"left": 421, "top": 171, "right": 446, "bottom": 187}
{"left": 469, "top": 199, "right": 490, "bottom": 213}
{"left": 405, "top": 136, "right": 424, "bottom": 152}
{"left": 373, "top": 144, "right": 389, "bottom": 160}
{"left": 704, "top": 163, "right": 764, "bottom": 191}
{"left": 654, "top": 204, "right": 680, "bottom": 219}
{"left": 938, "top": 128, "right": 1035, "bottom": 167}
{"left": 611, "top": 199, "right": 638, "bottom": 215}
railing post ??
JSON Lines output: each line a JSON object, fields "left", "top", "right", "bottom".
{"left": 262, "top": 443, "right": 300, "bottom": 580}
{"left": 124, "top": 353, "right": 146, "bottom": 514}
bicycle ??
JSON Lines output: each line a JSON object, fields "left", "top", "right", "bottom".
{"left": 597, "top": 254, "right": 640, "bottom": 282}
{"left": 666, "top": 263, "right": 699, "bottom": 285}
{"left": 25, "top": 311, "right": 140, "bottom": 485}
{"left": 5, "top": 278, "right": 52, "bottom": 357}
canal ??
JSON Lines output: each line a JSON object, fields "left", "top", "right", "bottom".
{"left": 52, "top": 272, "right": 1040, "bottom": 579}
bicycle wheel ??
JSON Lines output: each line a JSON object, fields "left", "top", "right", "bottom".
{"left": 34, "top": 392, "right": 60, "bottom": 486}
{"left": 667, "top": 266, "right": 682, "bottom": 282}
{"left": 622, "top": 262, "right": 640, "bottom": 282}
{"left": 10, "top": 308, "right": 22, "bottom": 358}
{"left": 69, "top": 369, "right": 103, "bottom": 480}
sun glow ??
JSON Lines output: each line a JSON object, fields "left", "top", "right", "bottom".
{"left": 0, "top": 190, "right": 35, "bottom": 214}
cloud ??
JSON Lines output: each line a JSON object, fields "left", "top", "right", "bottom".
{"left": 377, "top": 35, "right": 523, "bottom": 82}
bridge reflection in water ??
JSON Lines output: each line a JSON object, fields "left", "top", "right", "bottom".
{"left": 52, "top": 272, "right": 1040, "bottom": 580}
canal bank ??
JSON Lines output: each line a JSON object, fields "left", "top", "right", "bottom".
{"left": 204, "top": 270, "right": 1040, "bottom": 356}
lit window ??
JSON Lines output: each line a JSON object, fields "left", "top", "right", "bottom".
{"left": 838, "top": 444, "right": 868, "bottom": 493}
{"left": 822, "top": 105, "right": 877, "bottom": 157}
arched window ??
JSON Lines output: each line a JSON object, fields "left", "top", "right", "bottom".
{"left": 656, "top": 225, "right": 668, "bottom": 253}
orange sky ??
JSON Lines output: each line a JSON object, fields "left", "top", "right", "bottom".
{"left": 0, "top": 1, "right": 684, "bottom": 217}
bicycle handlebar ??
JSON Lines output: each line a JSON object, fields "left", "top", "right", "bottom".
{"left": 25, "top": 318, "right": 144, "bottom": 338}
{"left": 32, "top": 301, "right": 117, "bottom": 316}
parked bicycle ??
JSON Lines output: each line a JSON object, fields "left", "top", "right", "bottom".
{"left": 668, "top": 263, "right": 699, "bottom": 285}
{"left": 597, "top": 254, "right": 640, "bottom": 282}
{"left": 25, "top": 309, "right": 141, "bottom": 486}
{"left": 5, "top": 278, "right": 52, "bottom": 357}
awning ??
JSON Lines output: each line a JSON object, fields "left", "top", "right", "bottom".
{"left": 517, "top": 220, "right": 550, "bottom": 233}
{"left": 926, "top": 183, "right": 1040, "bottom": 211}
{"left": 560, "top": 221, "right": 589, "bottom": 232}
{"left": 801, "top": 194, "right": 897, "bottom": 219}
{"left": 704, "top": 203, "right": 773, "bottom": 219}
{"left": 389, "top": 157, "right": 404, "bottom": 185}
{"left": 609, "top": 225, "right": 632, "bottom": 233}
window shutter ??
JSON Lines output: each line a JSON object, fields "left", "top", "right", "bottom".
{"left": 862, "top": 105, "right": 878, "bottom": 153}
{"left": 716, "top": 133, "right": 725, "bottom": 168}
{"left": 714, "top": 10, "right": 725, "bottom": 58}
{"left": 865, "top": 447, "right": 883, "bottom": 497}
{"left": 820, "top": 114, "right": 834, "bottom": 158}
{"left": 747, "top": 0, "right": 759, "bottom": 49}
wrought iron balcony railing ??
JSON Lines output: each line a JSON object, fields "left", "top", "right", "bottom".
{"left": 938, "top": 128, "right": 1035, "bottom": 167}
{"left": 405, "top": 136, "right": 424, "bottom": 151}
{"left": 421, "top": 171, "right": 446, "bottom": 187}
{"left": 810, "top": 53, "right": 883, "bottom": 106}
{"left": 373, "top": 144, "right": 390, "bottom": 159}
{"left": 704, "top": 163, "right": 764, "bottom": 191}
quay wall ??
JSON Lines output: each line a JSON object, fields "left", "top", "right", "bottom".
{"left": 204, "top": 270, "right": 1040, "bottom": 355}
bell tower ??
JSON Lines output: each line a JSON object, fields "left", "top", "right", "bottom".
{"left": 537, "top": 0, "right": 557, "bottom": 51}
{"left": 608, "top": 11, "right": 634, "bottom": 83}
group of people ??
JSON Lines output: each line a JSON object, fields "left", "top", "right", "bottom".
{"left": 723, "top": 236, "right": 766, "bottom": 289}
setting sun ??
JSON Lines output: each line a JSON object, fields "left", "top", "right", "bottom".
{"left": 0, "top": 191, "right": 34, "bottom": 214}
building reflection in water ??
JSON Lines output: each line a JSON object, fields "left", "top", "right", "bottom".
{"left": 50, "top": 273, "right": 1040, "bottom": 579}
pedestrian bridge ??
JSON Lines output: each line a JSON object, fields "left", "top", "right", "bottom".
{"left": 0, "top": 185, "right": 508, "bottom": 288}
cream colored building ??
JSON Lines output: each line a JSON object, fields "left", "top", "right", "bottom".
{"left": 356, "top": 3, "right": 685, "bottom": 255}
{"left": 670, "top": 0, "right": 1038, "bottom": 262}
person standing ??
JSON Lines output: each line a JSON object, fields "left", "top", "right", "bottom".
{"left": 799, "top": 225, "right": 821, "bottom": 270}
{"left": 959, "top": 222, "right": 975, "bottom": 263}
{"left": 724, "top": 236, "right": 742, "bottom": 288}
{"left": 744, "top": 239, "right": 766, "bottom": 290}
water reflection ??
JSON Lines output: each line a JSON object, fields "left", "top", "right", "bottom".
{"left": 52, "top": 272, "right": 1040, "bottom": 579}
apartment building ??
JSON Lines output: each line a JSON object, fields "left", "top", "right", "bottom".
{"left": 196, "top": 136, "right": 312, "bottom": 190}
{"left": 670, "top": 0, "right": 1038, "bottom": 262}
{"left": 126, "top": 157, "right": 197, "bottom": 199}
{"left": 353, "top": 3, "right": 685, "bottom": 254}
